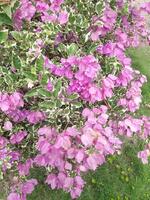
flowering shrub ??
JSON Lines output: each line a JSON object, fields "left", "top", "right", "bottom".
{"left": 0, "top": 0, "right": 150, "bottom": 199}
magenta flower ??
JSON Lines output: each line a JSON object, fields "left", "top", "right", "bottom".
{"left": 75, "top": 150, "right": 85, "bottom": 163}
{"left": 138, "top": 149, "right": 150, "bottom": 164}
{"left": 20, "top": 0, "right": 36, "bottom": 21}
{"left": 18, "top": 158, "right": 33, "bottom": 176}
{"left": 36, "top": 1, "right": 49, "bottom": 12}
{"left": 3, "top": 121, "right": 12, "bottom": 131}
{"left": 36, "top": 138, "right": 51, "bottom": 154}
{"left": 45, "top": 174, "right": 57, "bottom": 189}
{"left": 58, "top": 11, "right": 69, "bottom": 25}
{"left": 7, "top": 193, "right": 20, "bottom": 200}
{"left": 13, "top": 9, "right": 23, "bottom": 30}
{"left": 55, "top": 136, "right": 71, "bottom": 150}
{"left": 27, "top": 111, "right": 46, "bottom": 124}
{"left": 38, "top": 126, "right": 54, "bottom": 138}
{"left": 81, "top": 131, "right": 94, "bottom": 146}
{"left": 21, "top": 179, "right": 38, "bottom": 194}
{"left": 10, "top": 131, "right": 27, "bottom": 145}
{"left": 0, "top": 93, "right": 10, "bottom": 112}
{"left": 45, "top": 80, "right": 53, "bottom": 92}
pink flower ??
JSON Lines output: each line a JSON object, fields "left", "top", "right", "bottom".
{"left": 45, "top": 174, "right": 57, "bottom": 189}
{"left": 36, "top": 138, "right": 51, "bottom": 154}
{"left": 75, "top": 176, "right": 85, "bottom": 187}
{"left": 36, "top": 1, "right": 49, "bottom": 12}
{"left": 81, "top": 127, "right": 98, "bottom": 146}
{"left": 10, "top": 92, "right": 24, "bottom": 109}
{"left": 38, "top": 126, "right": 54, "bottom": 139}
{"left": 138, "top": 149, "right": 150, "bottom": 164}
{"left": 75, "top": 150, "right": 84, "bottom": 163}
{"left": 34, "top": 154, "right": 47, "bottom": 166}
{"left": 58, "top": 11, "right": 69, "bottom": 25}
{"left": 20, "top": 0, "right": 36, "bottom": 21}
{"left": 9, "top": 151, "right": 20, "bottom": 162}
{"left": 71, "top": 187, "right": 82, "bottom": 199}
{"left": 50, "top": 0, "right": 64, "bottom": 12}
{"left": 65, "top": 162, "right": 72, "bottom": 170}
{"left": 87, "top": 155, "right": 98, "bottom": 170}
{"left": 55, "top": 136, "right": 71, "bottom": 150}
{"left": 82, "top": 108, "right": 92, "bottom": 118}
{"left": 18, "top": 158, "right": 33, "bottom": 176}
{"left": 81, "top": 133, "right": 93, "bottom": 146}
{"left": 27, "top": 111, "right": 46, "bottom": 124}
{"left": 21, "top": 179, "right": 38, "bottom": 194}
{"left": 13, "top": 9, "right": 22, "bottom": 30}
{"left": 3, "top": 121, "right": 12, "bottom": 131}
{"left": 91, "top": 30, "right": 101, "bottom": 41}
{"left": 0, "top": 93, "right": 10, "bottom": 111}
{"left": 45, "top": 80, "right": 53, "bottom": 92}
{"left": 66, "top": 127, "right": 80, "bottom": 137}
{"left": 10, "top": 131, "right": 27, "bottom": 144}
{"left": 7, "top": 193, "right": 20, "bottom": 200}
{"left": 41, "top": 13, "right": 57, "bottom": 23}
{"left": 64, "top": 177, "right": 74, "bottom": 189}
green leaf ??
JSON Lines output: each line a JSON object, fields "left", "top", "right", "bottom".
{"left": 86, "top": 43, "right": 97, "bottom": 54}
{"left": 53, "top": 79, "right": 62, "bottom": 97}
{"left": 56, "top": 99, "right": 62, "bottom": 107}
{"left": 38, "top": 101, "right": 56, "bottom": 109}
{"left": 4, "top": 74, "right": 13, "bottom": 85}
{"left": 13, "top": 56, "right": 21, "bottom": 69}
{"left": 122, "top": 3, "right": 129, "bottom": 15}
{"left": 25, "top": 72, "right": 37, "bottom": 81}
{"left": 25, "top": 87, "right": 52, "bottom": 98}
{"left": 72, "top": 102, "right": 82, "bottom": 108}
{"left": 41, "top": 74, "right": 49, "bottom": 85}
{"left": 0, "top": 65, "right": 8, "bottom": 73}
{"left": 11, "top": 31, "right": 22, "bottom": 41}
{"left": 31, "top": 66, "right": 36, "bottom": 75}
{"left": 2, "top": 5, "right": 11, "bottom": 18}
{"left": 0, "top": 30, "right": 8, "bottom": 43}
{"left": 95, "top": 2, "right": 103, "bottom": 15}
{"left": 24, "top": 88, "right": 39, "bottom": 98}
{"left": 11, "top": 0, "right": 18, "bottom": 8}
{"left": 36, "top": 56, "right": 44, "bottom": 72}
{"left": 0, "top": 13, "right": 12, "bottom": 26}
{"left": 69, "top": 13, "right": 76, "bottom": 23}
{"left": 38, "top": 88, "right": 52, "bottom": 97}
{"left": 67, "top": 43, "right": 79, "bottom": 56}
{"left": 67, "top": 93, "right": 79, "bottom": 100}
{"left": 58, "top": 44, "right": 66, "bottom": 53}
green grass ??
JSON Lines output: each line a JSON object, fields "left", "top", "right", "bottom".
{"left": 28, "top": 47, "right": 150, "bottom": 200}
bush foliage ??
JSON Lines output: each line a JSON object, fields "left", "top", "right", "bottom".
{"left": 1, "top": 0, "right": 150, "bottom": 199}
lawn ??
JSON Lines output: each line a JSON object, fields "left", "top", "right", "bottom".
{"left": 28, "top": 47, "right": 150, "bottom": 200}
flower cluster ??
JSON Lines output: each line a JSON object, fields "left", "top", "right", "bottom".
{"left": 0, "top": 92, "right": 45, "bottom": 124}
{"left": 0, "top": 136, "right": 20, "bottom": 173}
{"left": 90, "top": 7, "right": 117, "bottom": 41}
{"left": 13, "top": 0, "right": 68, "bottom": 30}
{"left": 118, "top": 72, "right": 147, "bottom": 112}
{"left": 45, "top": 55, "right": 103, "bottom": 102}
{"left": 34, "top": 106, "right": 122, "bottom": 198}
{"left": 138, "top": 146, "right": 150, "bottom": 164}
{"left": 10, "top": 131, "right": 27, "bottom": 145}
{"left": 7, "top": 179, "right": 38, "bottom": 200}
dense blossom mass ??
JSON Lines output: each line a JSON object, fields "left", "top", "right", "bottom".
{"left": 0, "top": 0, "right": 150, "bottom": 199}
